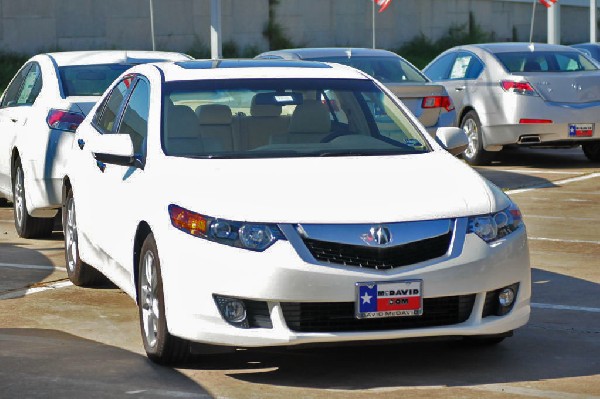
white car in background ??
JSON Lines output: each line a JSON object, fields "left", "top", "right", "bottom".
{"left": 63, "top": 59, "right": 530, "bottom": 364}
{"left": 0, "top": 51, "right": 191, "bottom": 238}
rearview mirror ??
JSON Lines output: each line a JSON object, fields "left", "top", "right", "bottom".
{"left": 435, "top": 127, "right": 469, "bottom": 156}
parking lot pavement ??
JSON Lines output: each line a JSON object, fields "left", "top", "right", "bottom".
{"left": 0, "top": 146, "right": 599, "bottom": 398}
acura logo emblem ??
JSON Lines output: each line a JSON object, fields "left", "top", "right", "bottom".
{"left": 361, "top": 225, "right": 392, "bottom": 246}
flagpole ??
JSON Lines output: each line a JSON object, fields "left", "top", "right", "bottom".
{"left": 529, "top": 0, "right": 537, "bottom": 43}
{"left": 372, "top": 1, "right": 376, "bottom": 49}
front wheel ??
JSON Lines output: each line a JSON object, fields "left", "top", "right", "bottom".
{"left": 582, "top": 142, "right": 600, "bottom": 162}
{"left": 63, "top": 187, "right": 105, "bottom": 286}
{"left": 138, "top": 233, "right": 190, "bottom": 365}
{"left": 13, "top": 160, "right": 54, "bottom": 238}
{"left": 460, "top": 111, "right": 494, "bottom": 166}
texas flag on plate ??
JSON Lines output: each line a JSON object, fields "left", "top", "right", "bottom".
{"left": 356, "top": 280, "right": 423, "bottom": 318}
{"left": 569, "top": 123, "right": 594, "bottom": 138}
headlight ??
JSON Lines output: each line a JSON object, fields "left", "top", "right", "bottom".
{"left": 468, "top": 202, "right": 523, "bottom": 243}
{"left": 168, "top": 204, "right": 285, "bottom": 251}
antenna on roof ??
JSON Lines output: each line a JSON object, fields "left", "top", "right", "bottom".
{"left": 528, "top": 0, "right": 537, "bottom": 44}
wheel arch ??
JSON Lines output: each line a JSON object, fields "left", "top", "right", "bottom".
{"left": 10, "top": 148, "right": 20, "bottom": 184}
{"left": 458, "top": 106, "right": 476, "bottom": 125}
{"left": 133, "top": 221, "right": 152, "bottom": 304}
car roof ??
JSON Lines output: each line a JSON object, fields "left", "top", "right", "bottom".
{"left": 45, "top": 50, "right": 192, "bottom": 67}
{"left": 154, "top": 59, "right": 370, "bottom": 81}
{"left": 463, "top": 42, "right": 581, "bottom": 54}
{"left": 257, "top": 47, "right": 401, "bottom": 60}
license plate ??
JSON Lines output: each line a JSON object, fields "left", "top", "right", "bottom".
{"left": 568, "top": 123, "right": 594, "bottom": 137}
{"left": 355, "top": 280, "right": 423, "bottom": 319}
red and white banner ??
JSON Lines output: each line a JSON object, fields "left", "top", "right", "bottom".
{"left": 374, "top": 0, "right": 392, "bottom": 13}
{"left": 539, "top": 0, "right": 558, "bottom": 8}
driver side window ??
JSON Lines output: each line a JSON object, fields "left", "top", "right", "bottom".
{"left": 94, "top": 76, "right": 134, "bottom": 134}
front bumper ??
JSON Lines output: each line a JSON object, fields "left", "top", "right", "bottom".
{"left": 156, "top": 219, "right": 530, "bottom": 347}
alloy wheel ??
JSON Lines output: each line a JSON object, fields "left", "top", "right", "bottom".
{"left": 463, "top": 118, "right": 479, "bottom": 159}
{"left": 65, "top": 197, "right": 78, "bottom": 273}
{"left": 14, "top": 167, "right": 25, "bottom": 229}
{"left": 141, "top": 250, "right": 160, "bottom": 349}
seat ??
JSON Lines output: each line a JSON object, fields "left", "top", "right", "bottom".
{"left": 238, "top": 95, "right": 291, "bottom": 150}
{"left": 195, "top": 104, "right": 235, "bottom": 152}
{"left": 271, "top": 100, "right": 331, "bottom": 144}
{"left": 164, "top": 105, "right": 202, "bottom": 155}
{"left": 524, "top": 60, "right": 542, "bottom": 72}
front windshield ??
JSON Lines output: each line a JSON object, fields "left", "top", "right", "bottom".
{"left": 494, "top": 51, "right": 598, "bottom": 73}
{"left": 162, "top": 78, "right": 430, "bottom": 159}
{"left": 309, "top": 56, "right": 427, "bottom": 83}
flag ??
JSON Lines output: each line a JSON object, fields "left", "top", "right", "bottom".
{"left": 374, "top": 0, "right": 392, "bottom": 13}
{"left": 539, "top": 0, "right": 558, "bottom": 8}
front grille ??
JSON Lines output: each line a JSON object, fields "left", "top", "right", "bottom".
{"left": 281, "top": 295, "right": 475, "bottom": 333}
{"left": 302, "top": 231, "right": 452, "bottom": 270}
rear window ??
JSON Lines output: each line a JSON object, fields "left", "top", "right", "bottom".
{"left": 494, "top": 51, "right": 598, "bottom": 73}
{"left": 58, "top": 64, "right": 133, "bottom": 96}
{"left": 309, "top": 56, "right": 428, "bottom": 83}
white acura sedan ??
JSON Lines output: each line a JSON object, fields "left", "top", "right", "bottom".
{"left": 0, "top": 51, "right": 191, "bottom": 237}
{"left": 63, "top": 59, "right": 530, "bottom": 364}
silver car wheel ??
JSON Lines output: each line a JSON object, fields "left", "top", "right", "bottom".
{"left": 463, "top": 118, "right": 479, "bottom": 159}
{"left": 14, "top": 167, "right": 25, "bottom": 228}
{"left": 65, "top": 197, "right": 78, "bottom": 273}
{"left": 141, "top": 250, "right": 160, "bottom": 349}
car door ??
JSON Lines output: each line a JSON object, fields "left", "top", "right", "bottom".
{"left": 71, "top": 76, "right": 134, "bottom": 253}
{"left": 95, "top": 76, "right": 151, "bottom": 272}
{"left": 0, "top": 62, "right": 41, "bottom": 196}
{"left": 424, "top": 51, "right": 484, "bottom": 118}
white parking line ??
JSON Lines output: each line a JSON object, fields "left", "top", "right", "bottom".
{"left": 0, "top": 280, "right": 73, "bottom": 300}
{"left": 0, "top": 262, "right": 67, "bottom": 272}
{"left": 468, "top": 384, "right": 600, "bottom": 399}
{"left": 532, "top": 303, "right": 600, "bottom": 313}
{"left": 500, "top": 168, "right": 582, "bottom": 175}
{"left": 529, "top": 237, "right": 600, "bottom": 245}
{"left": 507, "top": 172, "right": 600, "bottom": 195}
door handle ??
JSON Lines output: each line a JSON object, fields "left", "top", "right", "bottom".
{"left": 77, "top": 139, "right": 85, "bottom": 150}
{"left": 96, "top": 160, "right": 106, "bottom": 173}
{"left": 10, "top": 118, "right": 18, "bottom": 123}
{"left": 455, "top": 86, "right": 466, "bottom": 92}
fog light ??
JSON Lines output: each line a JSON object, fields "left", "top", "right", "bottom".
{"left": 223, "top": 299, "right": 246, "bottom": 323}
{"left": 499, "top": 288, "right": 515, "bottom": 307}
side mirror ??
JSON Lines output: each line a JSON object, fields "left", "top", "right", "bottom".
{"left": 435, "top": 127, "right": 469, "bottom": 156}
{"left": 90, "top": 134, "right": 142, "bottom": 168}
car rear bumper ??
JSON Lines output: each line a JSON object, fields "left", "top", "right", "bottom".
{"left": 483, "top": 123, "right": 600, "bottom": 148}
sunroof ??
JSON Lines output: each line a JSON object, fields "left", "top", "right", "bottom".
{"left": 175, "top": 59, "right": 332, "bottom": 69}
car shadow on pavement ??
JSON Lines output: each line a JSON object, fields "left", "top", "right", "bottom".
{"left": 484, "top": 146, "right": 596, "bottom": 169}
{"left": 0, "top": 328, "right": 211, "bottom": 399}
{"left": 0, "top": 243, "right": 55, "bottom": 299}
{"left": 181, "top": 268, "right": 599, "bottom": 390}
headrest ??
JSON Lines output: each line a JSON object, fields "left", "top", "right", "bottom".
{"left": 196, "top": 104, "right": 233, "bottom": 125}
{"left": 167, "top": 105, "right": 199, "bottom": 138}
{"left": 251, "top": 95, "right": 282, "bottom": 117}
{"left": 288, "top": 100, "right": 331, "bottom": 134}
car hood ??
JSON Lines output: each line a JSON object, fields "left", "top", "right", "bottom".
{"left": 162, "top": 152, "right": 508, "bottom": 224}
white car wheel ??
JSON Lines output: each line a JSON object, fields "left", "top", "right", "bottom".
{"left": 138, "top": 233, "right": 190, "bottom": 365}
{"left": 62, "top": 187, "right": 104, "bottom": 286}
{"left": 13, "top": 160, "right": 54, "bottom": 238}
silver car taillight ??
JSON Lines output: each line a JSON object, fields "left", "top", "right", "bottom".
{"left": 500, "top": 80, "right": 538, "bottom": 96}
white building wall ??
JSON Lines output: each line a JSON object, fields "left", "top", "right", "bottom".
{"left": 0, "top": 0, "right": 597, "bottom": 55}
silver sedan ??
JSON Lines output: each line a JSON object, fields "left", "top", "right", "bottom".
{"left": 423, "top": 42, "right": 600, "bottom": 165}
{"left": 256, "top": 48, "right": 457, "bottom": 136}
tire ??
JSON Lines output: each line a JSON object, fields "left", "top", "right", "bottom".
{"left": 460, "top": 111, "right": 494, "bottom": 166}
{"left": 0, "top": 198, "right": 9, "bottom": 207}
{"left": 13, "top": 160, "right": 54, "bottom": 238}
{"left": 138, "top": 233, "right": 190, "bottom": 365}
{"left": 582, "top": 142, "right": 600, "bottom": 162}
{"left": 63, "top": 187, "right": 105, "bottom": 286}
